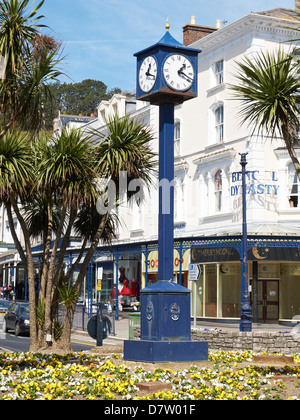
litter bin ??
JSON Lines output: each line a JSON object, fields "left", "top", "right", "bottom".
{"left": 128, "top": 312, "right": 141, "bottom": 340}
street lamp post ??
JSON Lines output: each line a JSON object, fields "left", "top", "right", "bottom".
{"left": 240, "top": 153, "right": 252, "bottom": 332}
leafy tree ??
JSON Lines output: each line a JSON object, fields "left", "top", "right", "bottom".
{"left": 43, "top": 80, "right": 122, "bottom": 130}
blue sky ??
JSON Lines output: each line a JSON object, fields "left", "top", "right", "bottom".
{"left": 41, "top": 0, "right": 296, "bottom": 91}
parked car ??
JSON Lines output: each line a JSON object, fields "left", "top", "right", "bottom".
{"left": 3, "top": 302, "right": 30, "bottom": 336}
{"left": 0, "top": 299, "right": 11, "bottom": 315}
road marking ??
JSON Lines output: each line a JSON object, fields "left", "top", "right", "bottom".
{"left": 71, "top": 340, "right": 94, "bottom": 346}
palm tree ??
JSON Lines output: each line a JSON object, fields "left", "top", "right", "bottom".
{"left": 33, "top": 129, "right": 99, "bottom": 350}
{"left": 0, "top": 0, "right": 62, "bottom": 137}
{"left": 0, "top": 115, "right": 156, "bottom": 352}
{"left": 230, "top": 48, "right": 300, "bottom": 180}
{"left": 0, "top": 131, "right": 39, "bottom": 347}
{"left": 0, "top": 0, "right": 46, "bottom": 74}
{"left": 95, "top": 114, "right": 156, "bottom": 186}
{"left": 43, "top": 116, "right": 155, "bottom": 351}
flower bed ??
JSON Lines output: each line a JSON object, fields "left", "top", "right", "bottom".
{"left": 0, "top": 351, "right": 299, "bottom": 400}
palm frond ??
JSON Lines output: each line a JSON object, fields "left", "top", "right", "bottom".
{"left": 36, "top": 129, "right": 99, "bottom": 203}
{"left": 230, "top": 48, "right": 300, "bottom": 140}
{"left": 89, "top": 114, "right": 157, "bottom": 202}
{"left": 0, "top": 131, "right": 34, "bottom": 199}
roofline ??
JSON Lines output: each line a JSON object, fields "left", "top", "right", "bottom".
{"left": 189, "top": 11, "right": 300, "bottom": 50}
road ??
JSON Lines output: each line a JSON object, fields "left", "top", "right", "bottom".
{"left": 0, "top": 316, "right": 95, "bottom": 353}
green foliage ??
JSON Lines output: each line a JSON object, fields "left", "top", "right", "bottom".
{"left": 93, "top": 114, "right": 156, "bottom": 191}
{"left": 36, "top": 128, "right": 98, "bottom": 203}
{"left": 0, "top": 131, "right": 34, "bottom": 198}
{"left": 43, "top": 80, "right": 122, "bottom": 130}
{"left": 0, "top": 0, "right": 46, "bottom": 74}
{"left": 53, "top": 320, "right": 63, "bottom": 341}
{"left": 57, "top": 277, "right": 79, "bottom": 309}
{"left": 230, "top": 48, "right": 300, "bottom": 139}
{"left": 36, "top": 301, "right": 45, "bottom": 327}
{"left": 0, "top": 0, "right": 62, "bottom": 136}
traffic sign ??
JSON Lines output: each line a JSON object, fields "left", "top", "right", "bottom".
{"left": 189, "top": 264, "right": 201, "bottom": 282}
{"left": 87, "top": 315, "right": 112, "bottom": 341}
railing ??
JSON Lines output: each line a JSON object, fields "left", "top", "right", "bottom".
{"left": 57, "top": 304, "right": 116, "bottom": 336}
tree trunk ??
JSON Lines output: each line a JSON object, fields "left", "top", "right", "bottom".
{"left": 59, "top": 213, "right": 110, "bottom": 349}
{"left": 39, "top": 200, "right": 53, "bottom": 304}
{"left": 44, "top": 203, "right": 67, "bottom": 344}
{"left": 9, "top": 195, "right": 40, "bottom": 351}
{"left": 54, "top": 305, "right": 75, "bottom": 353}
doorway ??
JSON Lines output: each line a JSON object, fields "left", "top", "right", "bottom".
{"left": 251, "top": 280, "right": 279, "bottom": 323}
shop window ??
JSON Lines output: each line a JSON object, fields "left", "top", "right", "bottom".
{"left": 215, "top": 105, "right": 224, "bottom": 143}
{"left": 288, "top": 163, "right": 299, "bottom": 207}
{"left": 193, "top": 264, "right": 241, "bottom": 319}
{"left": 280, "top": 264, "right": 300, "bottom": 320}
{"left": 220, "top": 265, "right": 241, "bottom": 318}
{"left": 205, "top": 265, "right": 217, "bottom": 317}
{"left": 215, "top": 169, "right": 222, "bottom": 212}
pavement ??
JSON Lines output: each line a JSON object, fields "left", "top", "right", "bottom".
{"left": 2, "top": 311, "right": 296, "bottom": 351}
{"left": 72, "top": 315, "right": 297, "bottom": 349}
{"left": 72, "top": 315, "right": 129, "bottom": 348}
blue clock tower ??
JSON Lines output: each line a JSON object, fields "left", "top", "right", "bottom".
{"left": 124, "top": 20, "right": 208, "bottom": 363}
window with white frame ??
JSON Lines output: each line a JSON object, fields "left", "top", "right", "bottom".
{"left": 215, "top": 169, "right": 223, "bottom": 212}
{"left": 215, "top": 105, "right": 224, "bottom": 143}
{"left": 214, "top": 59, "right": 224, "bottom": 85}
{"left": 288, "top": 163, "right": 299, "bottom": 208}
{"left": 174, "top": 120, "right": 181, "bottom": 157}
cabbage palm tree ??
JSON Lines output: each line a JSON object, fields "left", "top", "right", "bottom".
{"left": 0, "top": 0, "right": 46, "bottom": 74}
{"left": 34, "top": 129, "right": 99, "bottom": 349}
{"left": 0, "top": 116, "right": 155, "bottom": 352}
{"left": 49, "top": 116, "right": 155, "bottom": 351}
{"left": 231, "top": 48, "right": 300, "bottom": 180}
{"left": 0, "top": 0, "right": 62, "bottom": 137}
{"left": 95, "top": 114, "right": 156, "bottom": 188}
{"left": 0, "top": 131, "right": 39, "bottom": 346}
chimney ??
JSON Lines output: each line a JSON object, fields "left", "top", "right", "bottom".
{"left": 183, "top": 16, "right": 218, "bottom": 46}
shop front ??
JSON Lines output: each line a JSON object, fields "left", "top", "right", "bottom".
{"left": 142, "top": 249, "right": 190, "bottom": 288}
{"left": 248, "top": 246, "right": 300, "bottom": 325}
{"left": 190, "top": 240, "right": 300, "bottom": 325}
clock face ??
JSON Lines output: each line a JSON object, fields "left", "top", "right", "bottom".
{"left": 139, "top": 56, "right": 157, "bottom": 93}
{"left": 163, "top": 54, "right": 195, "bottom": 91}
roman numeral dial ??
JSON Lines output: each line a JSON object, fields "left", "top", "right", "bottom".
{"left": 163, "top": 54, "right": 195, "bottom": 92}
{"left": 139, "top": 56, "right": 157, "bottom": 93}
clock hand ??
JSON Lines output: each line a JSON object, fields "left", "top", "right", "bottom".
{"left": 178, "top": 69, "right": 193, "bottom": 82}
{"left": 145, "top": 68, "right": 156, "bottom": 79}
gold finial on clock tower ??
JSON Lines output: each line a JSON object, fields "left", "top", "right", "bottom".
{"left": 166, "top": 17, "right": 170, "bottom": 32}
